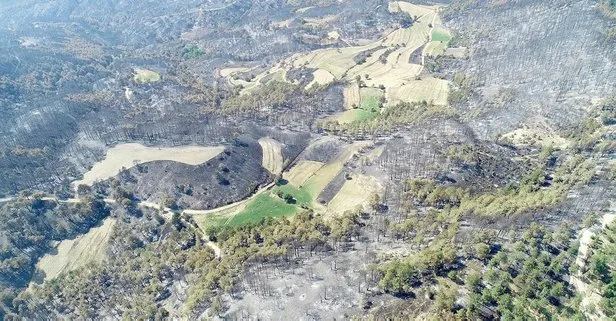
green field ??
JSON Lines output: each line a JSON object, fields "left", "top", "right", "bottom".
{"left": 334, "top": 87, "right": 384, "bottom": 123}
{"left": 360, "top": 88, "right": 384, "bottom": 111}
{"left": 272, "top": 181, "right": 313, "bottom": 206}
{"left": 352, "top": 109, "right": 378, "bottom": 121}
{"left": 431, "top": 30, "right": 452, "bottom": 43}
{"left": 206, "top": 193, "right": 299, "bottom": 228}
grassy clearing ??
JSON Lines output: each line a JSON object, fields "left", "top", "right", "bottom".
{"left": 219, "top": 193, "right": 298, "bottom": 227}
{"left": 424, "top": 41, "right": 448, "bottom": 56}
{"left": 431, "top": 29, "right": 452, "bottom": 43}
{"left": 305, "top": 69, "right": 335, "bottom": 89}
{"left": 272, "top": 181, "right": 313, "bottom": 206}
{"left": 133, "top": 68, "right": 161, "bottom": 83}
{"left": 500, "top": 117, "right": 571, "bottom": 149}
{"left": 360, "top": 87, "right": 384, "bottom": 111}
{"left": 387, "top": 76, "right": 449, "bottom": 106}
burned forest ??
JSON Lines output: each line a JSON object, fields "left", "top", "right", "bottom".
{"left": 0, "top": 0, "right": 615, "bottom": 320}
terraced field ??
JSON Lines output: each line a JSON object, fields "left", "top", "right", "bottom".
{"left": 195, "top": 140, "right": 375, "bottom": 230}
{"left": 222, "top": 0, "right": 461, "bottom": 110}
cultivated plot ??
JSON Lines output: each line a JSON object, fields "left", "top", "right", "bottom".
{"left": 258, "top": 137, "right": 284, "bottom": 175}
{"left": 73, "top": 143, "right": 225, "bottom": 188}
{"left": 36, "top": 218, "right": 116, "bottom": 281}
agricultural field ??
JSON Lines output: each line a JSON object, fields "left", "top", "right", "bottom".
{"left": 326, "top": 174, "right": 381, "bottom": 216}
{"left": 300, "top": 141, "right": 371, "bottom": 201}
{"left": 221, "top": 0, "right": 461, "bottom": 110}
{"left": 343, "top": 82, "right": 361, "bottom": 110}
{"left": 284, "top": 160, "right": 325, "bottom": 187}
{"left": 258, "top": 137, "right": 284, "bottom": 175}
{"left": 73, "top": 143, "right": 225, "bottom": 188}
{"left": 326, "top": 87, "right": 384, "bottom": 123}
{"left": 205, "top": 193, "right": 300, "bottom": 228}
{"left": 36, "top": 218, "right": 116, "bottom": 281}
{"left": 195, "top": 140, "right": 372, "bottom": 230}
{"left": 2, "top": 0, "right": 615, "bottom": 320}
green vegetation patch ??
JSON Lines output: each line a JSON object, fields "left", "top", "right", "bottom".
{"left": 272, "top": 181, "right": 313, "bottom": 207}
{"left": 220, "top": 193, "right": 299, "bottom": 227}
{"left": 133, "top": 68, "right": 161, "bottom": 83}
{"left": 184, "top": 45, "right": 205, "bottom": 59}
{"left": 403, "top": 154, "right": 596, "bottom": 218}
{"left": 320, "top": 101, "right": 456, "bottom": 136}
{"left": 431, "top": 29, "right": 452, "bottom": 43}
{"left": 350, "top": 109, "right": 378, "bottom": 122}
{"left": 360, "top": 88, "right": 384, "bottom": 111}
{"left": 584, "top": 219, "right": 616, "bottom": 317}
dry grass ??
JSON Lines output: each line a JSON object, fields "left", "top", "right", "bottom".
{"left": 73, "top": 143, "right": 224, "bottom": 188}
{"left": 500, "top": 117, "right": 570, "bottom": 148}
{"left": 389, "top": 1, "right": 439, "bottom": 18}
{"left": 387, "top": 76, "right": 449, "bottom": 106}
{"left": 444, "top": 47, "right": 468, "bottom": 58}
{"left": 343, "top": 82, "right": 361, "bottom": 110}
{"left": 303, "top": 15, "right": 338, "bottom": 27}
{"left": 306, "top": 69, "right": 336, "bottom": 89}
{"left": 124, "top": 87, "right": 133, "bottom": 101}
{"left": 36, "top": 218, "right": 116, "bottom": 281}
{"left": 259, "top": 137, "right": 284, "bottom": 175}
{"left": 284, "top": 160, "right": 325, "bottom": 187}
{"left": 295, "top": 6, "right": 315, "bottom": 13}
{"left": 327, "top": 31, "right": 341, "bottom": 40}
{"left": 326, "top": 174, "right": 381, "bottom": 216}
{"left": 271, "top": 19, "right": 293, "bottom": 29}
{"left": 302, "top": 141, "right": 372, "bottom": 200}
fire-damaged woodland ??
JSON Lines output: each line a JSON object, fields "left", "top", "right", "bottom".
{"left": 0, "top": 0, "right": 615, "bottom": 320}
